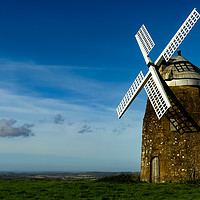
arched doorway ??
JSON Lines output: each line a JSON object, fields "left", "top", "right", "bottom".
{"left": 150, "top": 156, "right": 160, "bottom": 183}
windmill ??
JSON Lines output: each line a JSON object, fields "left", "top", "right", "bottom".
{"left": 116, "top": 8, "right": 200, "bottom": 182}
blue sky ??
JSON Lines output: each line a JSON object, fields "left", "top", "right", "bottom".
{"left": 0, "top": 0, "right": 199, "bottom": 172}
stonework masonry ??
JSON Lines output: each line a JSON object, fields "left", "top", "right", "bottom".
{"left": 141, "top": 86, "right": 200, "bottom": 183}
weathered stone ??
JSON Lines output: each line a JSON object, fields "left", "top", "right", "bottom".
{"left": 141, "top": 54, "right": 200, "bottom": 183}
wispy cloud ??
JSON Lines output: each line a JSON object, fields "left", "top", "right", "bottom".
{"left": 0, "top": 119, "right": 34, "bottom": 137}
{"left": 112, "top": 128, "right": 125, "bottom": 135}
{"left": 54, "top": 114, "right": 65, "bottom": 124}
{"left": 77, "top": 125, "right": 92, "bottom": 134}
{"left": 0, "top": 59, "right": 121, "bottom": 108}
{"left": 0, "top": 59, "right": 144, "bottom": 172}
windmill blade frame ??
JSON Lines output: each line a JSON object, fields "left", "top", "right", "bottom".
{"left": 116, "top": 66, "right": 171, "bottom": 120}
{"left": 135, "top": 24, "right": 172, "bottom": 119}
{"left": 116, "top": 71, "right": 151, "bottom": 119}
{"left": 135, "top": 24, "right": 155, "bottom": 56}
{"left": 144, "top": 66, "right": 171, "bottom": 119}
{"left": 155, "top": 8, "right": 200, "bottom": 66}
{"left": 135, "top": 25, "right": 155, "bottom": 65}
{"left": 162, "top": 80, "right": 200, "bottom": 134}
{"left": 116, "top": 8, "right": 200, "bottom": 121}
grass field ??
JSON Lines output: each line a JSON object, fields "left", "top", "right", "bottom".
{"left": 0, "top": 179, "right": 200, "bottom": 200}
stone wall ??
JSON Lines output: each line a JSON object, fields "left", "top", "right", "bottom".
{"left": 141, "top": 86, "right": 200, "bottom": 183}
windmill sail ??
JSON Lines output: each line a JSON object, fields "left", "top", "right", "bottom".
{"left": 135, "top": 25, "right": 155, "bottom": 55}
{"left": 155, "top": 8, "right": 200, "bottom": 65}
{"left": 144, "top": 66, "right": 171, "bottom": 120}
{"left": 116, "top": 71, "right": 151, "bottom": 119}
{"left": 135, "top": 25, "right": 172, "bottom": 119}
{"left": 116, "top": 8, "right": 200, "bottom": 121}
{"left": 135, "top": 25, "right": 155, "bottom": 65}
{"left": 116, "top": 67, "right": 171, "bottom": 120}
{"left": 164, "top": 83, "right": 200, "bottom": 134}
{"left": 135, "top": 24, "right": 155, "bottom": 65}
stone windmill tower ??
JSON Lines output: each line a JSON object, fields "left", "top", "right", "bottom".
{"left": 141, "top": 50, "right": 200, "bottom": 183}
{"left": 116, "top": 8, "right": 200, "bottom": 183}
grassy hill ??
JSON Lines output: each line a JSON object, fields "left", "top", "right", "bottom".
{"left": 0, "top": 173, "right": 199, "bottom": 199}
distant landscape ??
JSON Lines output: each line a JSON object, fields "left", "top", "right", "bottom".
{"left": 0, "top": 171, "right": 137, "bottom": 181}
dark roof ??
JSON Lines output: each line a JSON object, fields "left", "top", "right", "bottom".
{"left": 159, "top": 53, "right": 200, "bottom": 81}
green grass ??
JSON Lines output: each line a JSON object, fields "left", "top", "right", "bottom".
{"left": 0, "top": 179, "right": 200, "bottom": 199}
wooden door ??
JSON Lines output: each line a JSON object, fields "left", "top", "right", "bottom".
{"left": 151, "top": 156, "right": 160, "bottom": 183}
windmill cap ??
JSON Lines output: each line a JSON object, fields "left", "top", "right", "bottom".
{"left": 159, "top": 51, "right": 200, "bottom": 87}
